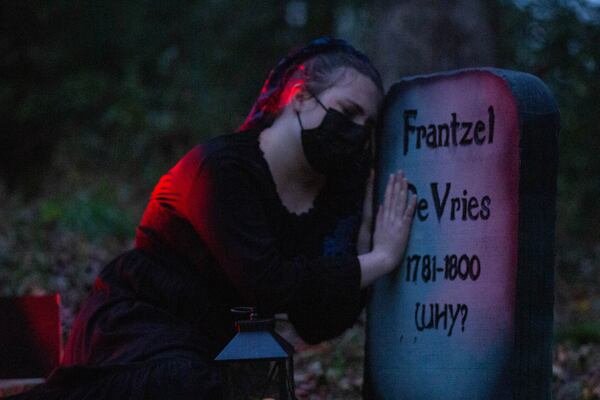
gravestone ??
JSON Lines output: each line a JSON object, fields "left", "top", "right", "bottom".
{"left": 364, "top": 69, "right": 559, "bottom": 400}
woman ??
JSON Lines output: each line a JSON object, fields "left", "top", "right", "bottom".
{"left": 12, "top": 37, "right": 415, "bottom": 399}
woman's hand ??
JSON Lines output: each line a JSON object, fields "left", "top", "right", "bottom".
{"left": 356, "top": 169, "right": 374, "bottom": 255}
{"left": 372, "top": 170, "right": 416, "bottom": 272}
{"left": 358, "top": 170, "right": 416, "bottom": 288}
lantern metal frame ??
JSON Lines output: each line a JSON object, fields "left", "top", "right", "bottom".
{"left": 215, "top": 307, "right": 296, "bottom": 399}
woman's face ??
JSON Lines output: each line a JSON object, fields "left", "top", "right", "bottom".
{"left": 298, "top": 67, "right": 382, "bottom": 134}
{"left": 294, "top": 67, "right": 382, "bottom": 172}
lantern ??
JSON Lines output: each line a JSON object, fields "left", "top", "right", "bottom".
{"left": 215, "top": 307, "right": 296, "bottom": 400}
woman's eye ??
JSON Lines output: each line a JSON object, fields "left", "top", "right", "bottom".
{"left": 342, "top": 108, "right": 355, "bottom": 118}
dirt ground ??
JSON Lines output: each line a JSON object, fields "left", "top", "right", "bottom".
{"left": 281, "top": 314, "right": 600, "bottom": 400}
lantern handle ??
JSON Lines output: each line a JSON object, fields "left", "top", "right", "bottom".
{"left": 230, "top": 306, "right": 258, "bottom": 320}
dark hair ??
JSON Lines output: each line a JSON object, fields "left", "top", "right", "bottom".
{"left": 302, "top": 49, "right": 384, "bottom": 99}
{"left": 238, "top": 37, "right": 383, "bottom": 132}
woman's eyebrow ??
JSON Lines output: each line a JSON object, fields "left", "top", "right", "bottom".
{"left": 339, "top": 100, "right": 366, "bottom": 117}
{"left": 345, "top": 100, "right": 363, "bottom": 114}
{"left": 340, "top": 99, "right": 377, "bottom": 125}
{"left": 347, "top": 99, "right": 378, "bottom": 122}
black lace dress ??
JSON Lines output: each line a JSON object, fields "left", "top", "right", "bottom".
{"left": 10, "top": 131, "right": 368, "bottom": 399}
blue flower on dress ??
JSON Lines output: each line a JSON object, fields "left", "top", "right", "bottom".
{"left": 323, "top": 215, "right": 359, "bottom": 257}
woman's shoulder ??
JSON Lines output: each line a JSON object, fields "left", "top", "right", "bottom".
{"left": 204, "top": 131, "right": 259, "bottom": 154}
{"left": 164, "top": 131, "right": 274, "bottom": 196}
{"left": 172, "top": 132, "right": 265, "bottom": 173}
{"left": 203, "top": 131, "right": 269, "bottom": 174}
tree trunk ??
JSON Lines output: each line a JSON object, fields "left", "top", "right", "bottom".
{"left": 369, "top": 0, "right": 497, "bottom": 88}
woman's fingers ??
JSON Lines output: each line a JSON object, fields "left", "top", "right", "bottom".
{"left": 382, "top": 170, "right": 415, "bottom": 226}
{"left": 383, "top": 173, "right": 394, "bottom": 221}
{"left": 389, "top": 170, "right": 405, "bottom": 220}
{"left": 387, "top": 175, "right": 396, "bottom": 220}
{"left": 410, "top": 191, "right": 417, "bottom": 215}
{"left": 405, "top": 192, "right": 417, "bottom": 222}
{"left": 392, "top": 171, "right": 403, "bottom": 219}
{"left": 397, "top": 177, "right": 407, "bottom": 217}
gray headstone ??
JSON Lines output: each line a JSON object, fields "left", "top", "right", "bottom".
{"left": 365, "top": 68, "right": 559, "bottom": 400}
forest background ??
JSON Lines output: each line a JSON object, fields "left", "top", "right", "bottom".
{"left": 1, "top": 0, "right": 599, "bottom": 399}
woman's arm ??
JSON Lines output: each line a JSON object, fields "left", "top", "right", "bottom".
{"left": 358, "top": 170, "right": 416, "bottom": 288}
{"left": 185, "top": 156, "right": 413, "bottom": 343}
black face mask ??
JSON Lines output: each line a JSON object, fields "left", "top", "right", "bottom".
{"left": 297, "top": 95, "right": 372, "bottom": 176}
